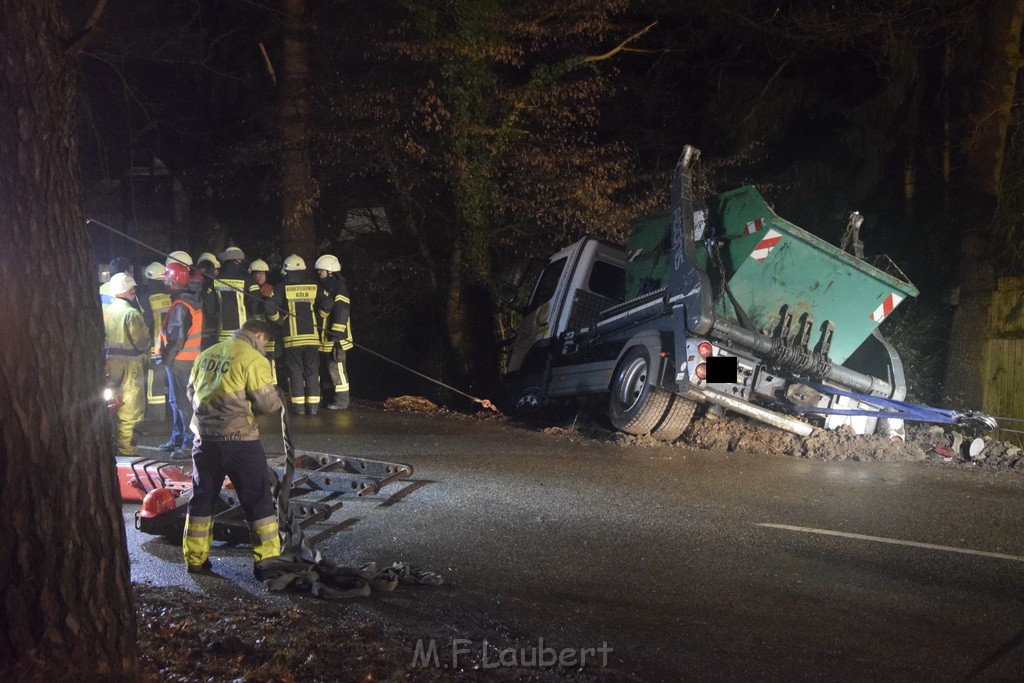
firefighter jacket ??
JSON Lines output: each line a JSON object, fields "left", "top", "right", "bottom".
{"left": 266, "top": 271, "right": 328, "bottom": 349}
{"left": 103, "top": 297, "right": 151, "bottom": 362}
{"left": 198, "top": 273, "right": 220, "bottom": 350}
{"left": 100, "top": 278, "right": 143, "bottom": 314}
{"left": 187, "top": 329, "right": 282, "bottom": 441}
{"left": 317, "top": 273, "right": 353, "bottom": 352}
{"left": 215, "top": 261, "right": 259, "bottom": 342}
{"left": 159, "top": 282, "right": 204, "bottom": 364}
{"left": 140, "top": 282, "right": 172, "bottom": 357}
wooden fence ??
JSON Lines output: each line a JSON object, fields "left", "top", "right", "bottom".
{"left": 983, "top": 276, "right": 1024, "bottom": 444}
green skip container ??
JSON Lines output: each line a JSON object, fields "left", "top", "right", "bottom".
{"left": 624, "top": 185, "right": 919, "bottom": 365}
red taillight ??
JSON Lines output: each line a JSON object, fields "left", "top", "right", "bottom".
{"left": 695, "top": 363, "right": 707, "bottom": 380}
{"left": 697, "top": 342, "right": 713, "bottom": 358}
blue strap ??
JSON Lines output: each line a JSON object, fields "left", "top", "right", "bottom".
{"left": 789, "top": 382, "right": 962, "bottom": 424}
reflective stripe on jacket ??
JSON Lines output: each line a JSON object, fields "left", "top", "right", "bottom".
{"left": 187, "top": 329, "right": 282, "bottom": 441}
{"left": 214, "top": 262, "right": 257, "bottom": 341}
{"left": 147, "top": 291, "right": 172, "bottom": 355}
{"left": 104, "top": 298, "right": 150, "bottom": 361}
{"left": 318, "top": 274, "right": 353, "bottom": 352}
{"left": 267, "top": 272, "right": 324, "bottom": 348}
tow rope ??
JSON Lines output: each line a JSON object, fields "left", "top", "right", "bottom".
{"left": 87, "top": 217, "right": 501, "bottom": 412}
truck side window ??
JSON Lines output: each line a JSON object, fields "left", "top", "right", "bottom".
{"left": 588, "top": 260, "right": 625, "bottom": 302}
{"left": 526, "top": 257, "right": 567, "bottom": 314}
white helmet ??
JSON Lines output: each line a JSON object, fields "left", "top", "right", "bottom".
{"left": 143, "top": 261, "right": 164, "bottom": 281}
{"left": 282, "top": 254, "right": 306, "bottom": 273}
{"left": 248, "top": 259, "right": 270, "bottom": 273}
{"left": 108, "top": 272, "right": 138, "bottom": 296}
{"left": 314, "top": 254, "right": 341, "bottom": 273}
{"left": 219, "top": 246, "right": 245, "bottom": 262}
{"left": 166, "top": 250, "right": 193, "bottom": 267}
{"left": 196, "top": 252, "right": 221, "bottom": 269}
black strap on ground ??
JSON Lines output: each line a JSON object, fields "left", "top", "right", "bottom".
{"left": 256, "top": 393, "right": 444, "bottom": 598}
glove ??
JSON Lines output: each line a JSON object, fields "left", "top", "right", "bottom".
{"left": 260, "top": 283, "right": 274, "bottom": 297}
{"left": 332, "top": 341, "right": 345, "bottom": 363}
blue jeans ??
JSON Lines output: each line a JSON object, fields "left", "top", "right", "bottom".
{"left": 165, "top": 361, "right": 193, "bottom": 448}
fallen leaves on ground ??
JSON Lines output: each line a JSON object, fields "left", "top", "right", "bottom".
{"left": 135, "top": 585, "right": 637, "bottom": 682}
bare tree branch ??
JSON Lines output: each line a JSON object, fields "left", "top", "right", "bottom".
{"left": 65, "top": 0, "right": 109, "bottom": 55}
{"left": 581, "top": 21, "right": 657, "bottom": 63}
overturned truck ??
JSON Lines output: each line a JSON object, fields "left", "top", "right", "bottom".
{"left": 504, "top": 146, "right": 995, "bottom": 440}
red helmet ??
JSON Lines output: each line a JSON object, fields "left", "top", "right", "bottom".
{"left": 164, "top": 262, "right": 191, "bottom": 289}
{"left": 139, "top": 488, "right": 177, "bottom": 518}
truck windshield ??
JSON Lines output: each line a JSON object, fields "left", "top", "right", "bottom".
{"left": 526, "top": 257, "right": 567, "bottom": 314}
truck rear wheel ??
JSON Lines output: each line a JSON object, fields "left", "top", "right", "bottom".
{"left": 651, "top": 393, "right": 697, "bottom": 442}
{"left": 609, "top": 347, "right": 671, "bottom": 435}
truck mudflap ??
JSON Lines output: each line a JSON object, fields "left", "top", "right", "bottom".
{"left": 133, "top": 450, "right": 413, "bottom": 542}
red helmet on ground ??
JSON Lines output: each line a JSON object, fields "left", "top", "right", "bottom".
{"left": 163, "top": 262, "right": 191, "bottom": 289}
{"left": 139, "top": 488, "right": 177, "bottom": 518}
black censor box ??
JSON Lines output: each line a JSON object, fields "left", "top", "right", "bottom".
{"left": 706, "top": 356, "right": 738, "bottom": 384}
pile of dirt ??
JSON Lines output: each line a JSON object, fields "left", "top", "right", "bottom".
{"left": 537, "top": 406, "right": 1024, "bottom": 470}
{"left": 383, "top": 395, "right": 443, "bottom": 413}
{"left": 681, "top": 414, "right": 928, "bottom": 462}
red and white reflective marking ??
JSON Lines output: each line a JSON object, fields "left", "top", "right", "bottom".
{"left": 744, "top": 217, "right": 765, "bottom": 235}
{"left": 750, "top": 229, "right": 783, "bottom": 262}
{"left": 870, "top": 293, "right": 904, "bottom": 322}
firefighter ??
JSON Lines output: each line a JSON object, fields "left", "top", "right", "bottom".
{"left": 103, "top": 272, "right": 150, "bottom": 456}
{"left": 158, "top": 261, "right": 204, "bottom": 459}
{"left": 183, "top": 319, "right": 282, "bottom": 575}
{"left": 248, "top": 258, "right": 278, "bottom": 379}
{"left": 165, "top": 250, "right": 193, "bottom": 267}
{"left": 99, "top": 256, "right": 135, "bottom": 312}
{"left": 266, "top": 254, "right": 326, "bottom": 415}
{"left": 140, "top": 262, "right": 171, "bottom": 421}
{"left": 214, "top": 246, "right": 258, "bottom": 342}
{"left": 195, "top": 252, "right": 221, "bottom": 350}
{"left": 314, "top": 254, "right": 353, "bottom": 410}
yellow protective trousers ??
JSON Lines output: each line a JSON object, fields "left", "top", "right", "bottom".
{"left": 182, "top": 439, "right": 281, "bottom": 567}
{"left": 183, "top": 513, "right": 281, "bottom": 566}
{"left": 107, "top": 358, "right": 144, "bottom": 455}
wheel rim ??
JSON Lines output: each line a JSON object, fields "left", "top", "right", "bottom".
{"left": 615, "top": 356, "right": 648, "bottom": 412}
{"left": 516, "top": 390, "right": 544, "bottom": 411}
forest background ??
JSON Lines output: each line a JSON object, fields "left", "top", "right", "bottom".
{"left": 69, "top": 0, "right": 1024, "bottom": 410}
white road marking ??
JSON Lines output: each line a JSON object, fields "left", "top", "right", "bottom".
{"left": 757, "top": 523, "right": 1024, "bottom": 563}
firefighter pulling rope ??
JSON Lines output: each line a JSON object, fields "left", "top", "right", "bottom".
{"left": 87, "top": 217, "right": 501, "bottom": 414}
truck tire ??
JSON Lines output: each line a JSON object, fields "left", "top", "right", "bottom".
{"left": 608, "top": 347, "right": 671, "bottom": 435}
{"left": 651, "top": 393, "right": 697, "bottom": 442}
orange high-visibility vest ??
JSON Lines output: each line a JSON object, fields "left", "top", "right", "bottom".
{"left": 160, "top": 300, "right": 203, "bottom": 362}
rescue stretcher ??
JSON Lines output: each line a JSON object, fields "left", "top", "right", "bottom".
{"left": 117, "top": 451, "right": 413, "bottom": 543}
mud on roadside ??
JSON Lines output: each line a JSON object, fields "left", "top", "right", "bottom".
{"left": 536, "top": 406, "right": 1024, "bottom": 471}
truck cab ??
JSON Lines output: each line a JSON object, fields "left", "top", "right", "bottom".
{"left": 506, "top": 238, "right": 626, "bottom": 401}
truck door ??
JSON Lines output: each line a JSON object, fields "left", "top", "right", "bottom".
{"left": 506, "top": 238, "right": 626, "bottom": 378}
{"left": 506, "top": 256, "right": 568, "bottom": 375}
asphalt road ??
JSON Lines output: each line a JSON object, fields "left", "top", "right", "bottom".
{"left": 128, "top": 407, "right": 1024, "bottom": 681}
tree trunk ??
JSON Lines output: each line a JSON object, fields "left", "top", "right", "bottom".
{"left": 279, "top": 0, "right": 317, "bottom": 263}
{"left": 0, "top": 1, "right": 137, "bottom": 679}
{"left": 944, "top": 0, "right": 1024, "bottom": 408}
